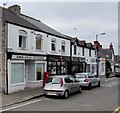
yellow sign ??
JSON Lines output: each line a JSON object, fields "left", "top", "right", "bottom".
{"left": 112, "top": 106, "right": 120, "bottom": 113}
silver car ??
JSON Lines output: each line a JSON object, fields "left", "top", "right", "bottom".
{"left": 44, "top": 75, "right": 82, "bottom": 99}
{"left": 74, "top": 73, "right": 100, "bottom": 89}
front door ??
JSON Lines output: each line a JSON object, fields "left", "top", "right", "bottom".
{"left": 36, "top": 63, "right": 45, "bottom": 81}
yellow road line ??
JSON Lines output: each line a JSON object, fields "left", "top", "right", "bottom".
{"left": 112, "top": 106, "right": 120, "bottom": 113}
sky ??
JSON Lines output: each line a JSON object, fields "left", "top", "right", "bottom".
{"left": 0, "top": 1, "right": 118, "bottom": 55}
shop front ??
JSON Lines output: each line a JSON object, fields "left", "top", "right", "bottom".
{"left": 86, "top": 58, "right": 97, "bottom": 75}
{"left": 72, "top": 57, "right": 86, "bottom": 75}
{"left": 47, "top": 55, "right": 70, "bottom": 76}
{"left": 7, "top": 53, "right": 47, "bottom": 93}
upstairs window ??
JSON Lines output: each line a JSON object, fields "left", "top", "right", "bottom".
{"left": 51, "top": 38, "right": 56, "bottom": 51}
{"left": 19, "top": 30, "right": 27, "bottom": 49}
{"left": 36, "top": 34, "right": 42, "bottom": 50}
{"left": 61, "top": 40, "right": 66, "bottom": 53}
{"left": 74, "top": 45, "right": 77, "bottom": 55}
{"left": 89, "top": 49, "right": 91, "bottom": 57}
{"left": 82, "top": 47, "right": 84, "bottom": 56}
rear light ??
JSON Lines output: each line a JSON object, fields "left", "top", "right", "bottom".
{"left": 60, "top": 78, "right": 63, "bottom": 87}
{"left": 84, "top": 79, "right": 88, "bottom": 82}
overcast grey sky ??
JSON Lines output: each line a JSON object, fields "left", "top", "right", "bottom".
{"left": 0, "top": 1, "right": 118, "bottom": 54}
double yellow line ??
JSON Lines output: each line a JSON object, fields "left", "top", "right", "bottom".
{"left": 112, "top": 106, "right": 120, "bottom": 113}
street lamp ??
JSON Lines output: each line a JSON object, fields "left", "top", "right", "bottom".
{"left": 96, "top": 33, "right": 105, "bottom": 77}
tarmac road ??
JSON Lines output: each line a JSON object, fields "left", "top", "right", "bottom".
{"left": 2, "top": 76, "right": 119, "bottom": 112}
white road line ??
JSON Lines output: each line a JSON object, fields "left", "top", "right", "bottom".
{"left": 105, "top": 77, "right": 116, "bottom": 82}
{"left": 2, "top": 99, "right": 42, "bottom": 112}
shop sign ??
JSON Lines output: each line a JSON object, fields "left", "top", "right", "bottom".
{"left": 79, "top": 58, "right": 86, "bottom": 62}
{"left": 12, "top": 55, "right": 46, "bottom": 60}
{"left": 91, "top": 58, "right": 96, "bottom": 62}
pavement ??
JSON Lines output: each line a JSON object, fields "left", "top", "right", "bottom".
{"left": 1, "top": 87, "right": 44, "bottom": 107}
{"left": 1, "top": 74, "right": 114, "bottom": 108}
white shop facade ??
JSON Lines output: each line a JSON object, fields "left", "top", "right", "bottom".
{"left": 7, "top": 54, "right": 47, "bottom": 93}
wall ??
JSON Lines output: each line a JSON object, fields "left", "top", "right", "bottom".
{"left": 0, "top": 7, "right": 2, "bottom": 93}
{"left": 8, "top": 23, "right": 70, "bottom": 57}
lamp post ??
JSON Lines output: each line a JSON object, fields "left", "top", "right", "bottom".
{"left": 96, "top": 33, "right": 105, "bottom": 77}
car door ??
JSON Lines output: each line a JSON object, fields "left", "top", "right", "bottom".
{"left": 64, "top": 77, "right": 73, "bottom": 94}
{"left": 88, "top": 73, "right": 95, "bottom": 86}
{"left": 69, "top": 77, "right": 78, "bottom": 93}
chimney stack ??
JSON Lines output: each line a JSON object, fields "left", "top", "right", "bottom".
{"left": 8, "top": 5, "right": 21, "bottom": 16}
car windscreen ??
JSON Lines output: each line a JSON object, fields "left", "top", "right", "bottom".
{"left": 52, "top": 77, "right": 61, "bottom": 84}
{"left": 75, "top": 74, "right": 86, "bottom": 78}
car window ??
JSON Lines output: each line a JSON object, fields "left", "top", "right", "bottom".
{"left": 69, "top": 77, "right": 75, "bottom": 83}
{"left": 76, "top": 74, "right": 86, "bottom": 78}
{"left": 46, "top": 77, "right": 52, "bottom": 83}
{"left": 64, "top": 77, "right": 71, "bottom": 83}
{"left": 52, "top": 77, "right": 61, "bottom": 84}
{"left": 88, "top": 74, "right": 94, "bottom": 78}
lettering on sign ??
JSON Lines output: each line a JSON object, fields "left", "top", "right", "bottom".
{"left": 12, "top": 55, "right": 46, "bottom": 60}
{"left": 91, "top": 58, "right": 96, "bottom": 62}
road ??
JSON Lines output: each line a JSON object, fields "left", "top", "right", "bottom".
{"left": 2, "top": 76, "right": 119, "bottom": 112}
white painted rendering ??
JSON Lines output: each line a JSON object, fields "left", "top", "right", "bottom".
{"left": 7, "top": 23, "right": 70, "bottom": 57}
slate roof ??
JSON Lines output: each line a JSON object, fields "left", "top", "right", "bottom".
{"left": 3, "top": 8, "right": 40, "bottom": 32}
{"left": 21, "top": 14, "right": 71, "bottom": 40}
{"left": 98, "top": 49, "right": 113, "bottom": 59}
{"left": 2, "top": 7, "right": 71, "bottom": 40}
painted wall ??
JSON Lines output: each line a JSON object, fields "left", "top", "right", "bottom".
{"left": 7, "top": 23, "right": 70, "bottom": 57}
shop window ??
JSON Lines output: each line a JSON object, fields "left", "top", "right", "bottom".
{"left": 19, "top": 30, "right": 27, "bottom": 49}
{"left": 36, "top": 64, "right": 44, "bottom": 80}
{"left": 74, "top": 45, "right": 77, "bottom": 55}
{"left": 36, "top": 34, "right": 42, "bottom": 50}
{"left": 87, "top": 64, "right": 90, "bottom": 73}
{"left": 11, "top": 63, "right": 24, "bottom": 84}
{"left": 61, "top": 40, "right": 66, "bottom": 53}
{"left": 101, "top": 63, "right": 104, "bottom": 72}
{"left": 28, "top": 63, "right": 35, "bottom": 81}
{"left": 51, "top": 38, "right": 56, "bottom": 51}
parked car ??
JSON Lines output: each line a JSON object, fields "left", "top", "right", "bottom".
{"left": 44, "top": 75, "right": 82, "bottom": 99}
{"left": 114, "top": 64, "right": 120, "bottom": 77}
{"left": 74, "top": 73, "right": 100, "bottom": 89}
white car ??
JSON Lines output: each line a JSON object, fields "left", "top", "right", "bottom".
{"left": 74, "top": 73, "right": 100, "bottom": 89}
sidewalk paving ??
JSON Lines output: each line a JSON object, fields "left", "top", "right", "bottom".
{"left": 2, "top": 87, "right": 44, "bottom": 107}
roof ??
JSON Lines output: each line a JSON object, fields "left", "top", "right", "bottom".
{"left": 2, "top": 7, "right": 71, "bottom": 40}
{"left": 3, "top": 8, "right": 40, "bottom": 32}
{"left": 21, "top": 14, "right": 71, "bottom": 40}
{"left": 98, "top": 49, "right": 113, "bottom": 59}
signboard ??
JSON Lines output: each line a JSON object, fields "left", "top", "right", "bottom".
{"left": 91, "top": 58, "right": 96, "bottom": 62}
{"left": 12, "top": 55, "right": 46, "bottom": 60}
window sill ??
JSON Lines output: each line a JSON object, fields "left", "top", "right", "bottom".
{"left": 35, "top": 49, "right": 43, "bottom": 52}
{"left": 11, "top": 83, "right": 24, "bottom": 86}
{"left": 18, "top": 48, "right": 28, "bottom": 51}
{"left": 51, "top": 51, "right": 57, "bottom": 54}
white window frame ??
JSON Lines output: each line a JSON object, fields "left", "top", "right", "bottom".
{"left": 19, "top": 30, "right": 27, "bottom": 49}
{"left": 10, "top": 60, "right": 25, "bottom": 86}
{"left": 61, "top": 40, "right": 66, "bottom": 53}
{"left": 36, "top": 34, "right": 43, "bottom": 51}
{"left": 51, "top": 38, "right": 56, "bottom": 52}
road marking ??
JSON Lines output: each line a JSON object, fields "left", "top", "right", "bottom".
{"left": 112, "top": 106, "right": 120, "bottom": 113}
{"left": 105, "top": 77, "right": 116, "bottom": 82}
{"left": 2, "top": 99, "right": 42, "bottom": 111}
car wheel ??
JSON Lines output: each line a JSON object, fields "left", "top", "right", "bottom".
{"left": 88, "top": 83, "right": 92, "bottom": 89}
{"left": 79, "top": 86, "right": 82, "bottom": 93}
{"left": 97, "top": 81, "right": 100, "bottom": 87}
{"left": 64, "top": 90, "right": 69, "bottom": 99}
